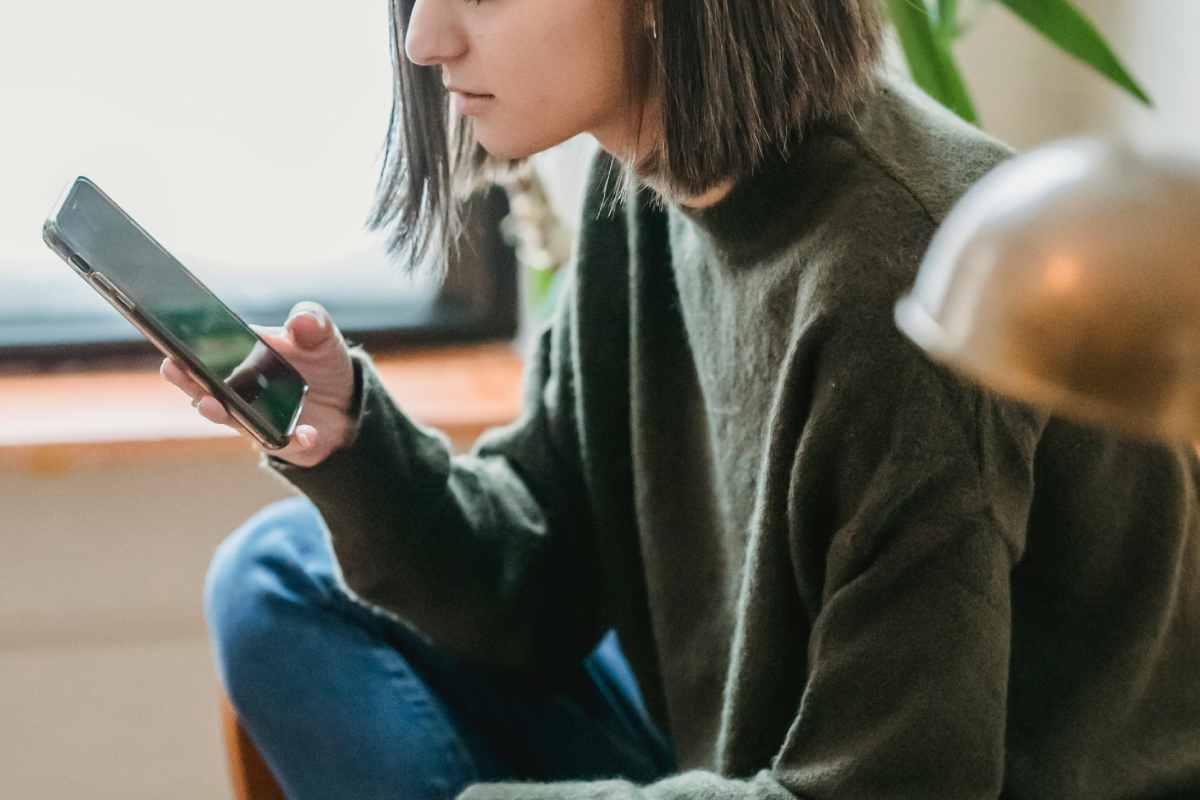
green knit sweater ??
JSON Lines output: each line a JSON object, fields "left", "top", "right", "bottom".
{"left": 264, "top": 76, "right": 1200, "bottom": 798}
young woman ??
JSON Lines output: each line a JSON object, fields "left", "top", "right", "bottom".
{"left": 164, "top": 1, "right": 1200, "bottom": 797}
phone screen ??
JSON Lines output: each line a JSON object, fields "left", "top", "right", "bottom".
{"left": 47, "top": 178, "right": 306, "bottom": 444}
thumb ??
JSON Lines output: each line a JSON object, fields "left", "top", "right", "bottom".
{"left": 285, "top": 302, "right": 332, "bottom": 350}
{"left": 293, "top": 423, "right": 318, "bottom": 449}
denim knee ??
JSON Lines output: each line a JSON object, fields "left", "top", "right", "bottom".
{"left": 203, "top": 495, "right": 334, "bottom": 709}
{"left": 203, "top": 496, "right": 486, "bottom": 797}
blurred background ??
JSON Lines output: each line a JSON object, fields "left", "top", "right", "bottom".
{"left": 1, "top": 1, "right": 1197, "bottom": 796}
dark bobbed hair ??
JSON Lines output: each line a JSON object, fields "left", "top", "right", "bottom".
{"left": 368, "top": 0, "right": 884, "bottom": 277}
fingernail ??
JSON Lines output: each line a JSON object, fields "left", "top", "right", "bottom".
{"left": 298, "top": 310, "right": 324, "bottom": 330}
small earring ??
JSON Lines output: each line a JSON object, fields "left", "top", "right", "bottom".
{"left": 650, "top": 18, "right": 658, "bottom": 40}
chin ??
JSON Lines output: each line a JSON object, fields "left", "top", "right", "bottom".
{"left": 474, "top": 124, "right": 575, "bottom": 162}
{"left": 472, "top": 129, "right": 533, "bottom": 161}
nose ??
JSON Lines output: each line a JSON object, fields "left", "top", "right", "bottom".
{"left": 404, "top": 0, "right": 467, "bottom": 66}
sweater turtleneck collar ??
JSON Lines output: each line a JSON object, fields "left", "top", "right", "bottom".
{"left": 666, "top": 77, "right": 886, "bottom": 265}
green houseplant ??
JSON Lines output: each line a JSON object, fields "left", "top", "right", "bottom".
{"left": 888, "top": 0, "right": 1150, "bottom": 124}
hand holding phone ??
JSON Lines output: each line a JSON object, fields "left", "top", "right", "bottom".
{"left": 162, "top": 301, "right": 357, "bottom": 467}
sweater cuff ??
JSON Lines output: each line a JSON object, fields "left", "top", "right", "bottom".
{"left": 458, "top": 780, "right": 639, "bottom": 800}
{"left": 456, "top": 771, "right": 793, "bottom": 800}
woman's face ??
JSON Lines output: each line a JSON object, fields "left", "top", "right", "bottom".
{"left": 404, "top": 0, "right": 654, "bottom": 161}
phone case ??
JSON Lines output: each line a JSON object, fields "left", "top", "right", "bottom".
{"left": 43, "top": 177, "right": 308, "bottom": 450}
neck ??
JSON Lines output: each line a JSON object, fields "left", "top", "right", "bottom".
{"left": 590, "top": 100, "right": 735, "bottom": 210}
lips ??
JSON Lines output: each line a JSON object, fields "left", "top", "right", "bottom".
{"left": 450, "top": 90, "right": 494, "bottom": 116}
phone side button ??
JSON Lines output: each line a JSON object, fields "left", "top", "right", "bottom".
{"left": 91, "top": 273, "right": 137, "bottom": 311}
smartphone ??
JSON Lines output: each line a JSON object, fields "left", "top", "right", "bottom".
{"left": 43, "top": 176, "right": 308, "bottom": 451}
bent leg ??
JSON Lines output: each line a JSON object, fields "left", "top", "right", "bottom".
{"left": 205, "top": 495, "right": 481, "bottom": 799}
{"left": 205, "top": 496, "right": 674, "bottom": 799}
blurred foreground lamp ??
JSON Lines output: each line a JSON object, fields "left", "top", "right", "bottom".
{"left": 895, "top": 138, "right": 1200, "bottom": 442}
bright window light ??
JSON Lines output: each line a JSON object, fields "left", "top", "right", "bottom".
{"left": 0, "top": 1, "right": 441, "bottom": 354}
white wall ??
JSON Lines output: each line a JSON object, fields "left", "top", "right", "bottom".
{"left": 1117, "top": 1, "right": 1200, "bottom": 151}
{"left": 2, "top": 458, "right": 289, "bottom": 798}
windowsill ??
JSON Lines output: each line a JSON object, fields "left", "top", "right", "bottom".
{"left": 1, "top": 342, "right": 524, "bottom": 474}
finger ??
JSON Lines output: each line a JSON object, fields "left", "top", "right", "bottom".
{"left": 161, "top": 358, "right": 206, "bottom": 400}
{"left": 292, "top": 424, "right": 318, "bottom": 450}
{"left": 195, "top": 395, "right": 235, "bottom": 427}
{"left": 285, "top": 303, "right": 331, "bottom": 350}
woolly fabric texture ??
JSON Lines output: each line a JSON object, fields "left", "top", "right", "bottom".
{"left": 267, "top": 75, "right": 1200, "bottom": 799}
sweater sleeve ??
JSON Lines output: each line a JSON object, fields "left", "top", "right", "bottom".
{"left": 259, "top": 275, "right": 608, "bottom": 673}
{"left": 769, "top": 304, "right": 1046, "bottom": 798}
{"left": 459, "top": 284, "right": 1047, "bottom": 799}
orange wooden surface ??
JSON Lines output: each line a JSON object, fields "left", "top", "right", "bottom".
{"left": 219, "top": 692, "right": 286, "bottom": 800}
{"left": 0, "top": 343, "right": 524, "bottom": 473}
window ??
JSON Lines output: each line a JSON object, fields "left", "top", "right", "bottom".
{"left": 0, "top": 1, "right": 516, "bottom": 369}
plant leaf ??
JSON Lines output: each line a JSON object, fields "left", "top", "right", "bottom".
{"left": 937, "top": 0, "right": 958, "bottom": 39}
{"left": 997, "top": 0, "right": 1152, "bottom": 106}
{"left": 526, "top": 266, "right": 565, "bottom": 323}
{"left": 887, "top": 0, "right": 979, "bottom": 123}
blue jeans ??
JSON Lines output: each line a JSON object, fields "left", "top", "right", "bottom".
{"left": 204, "top": 496, "right": 676, "bottom": 799}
